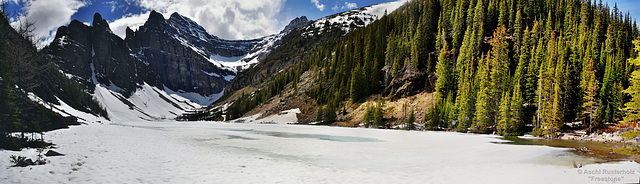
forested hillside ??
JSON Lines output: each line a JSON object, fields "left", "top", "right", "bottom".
{"left": 0, "top": 6, "right": 108, "bottom": 137}
{"left": 216, "top": 0, "right": 639, "bottom": 136}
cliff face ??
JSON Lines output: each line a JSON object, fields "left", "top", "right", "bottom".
{"left": 125, "top": 11, "right": 235, "bottom": 96}
{"left": 42, "top": 11, "right": 309, "bottom": 120}
{"left": 46, "top": 11, "right": 309, "bottom": 98}
{"left": 281, "top": 16, "right": 310, "bottom": 34}
{"left": 45, "top": 12, "right": 234, "bottom": 97}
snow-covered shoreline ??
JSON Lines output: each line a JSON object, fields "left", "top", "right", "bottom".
{"left": 2, "top": 121, "right": 639, "bottom": 183}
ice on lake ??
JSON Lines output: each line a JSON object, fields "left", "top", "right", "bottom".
{"left": 2, "top": 121, "right": 639, "bottom": 183}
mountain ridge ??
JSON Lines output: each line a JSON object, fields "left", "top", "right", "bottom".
{"left": 219, "top": 1, "right": 405, "bottom": 102}
{"left": 44, "top": 11, "right": 308, "bottom": 121}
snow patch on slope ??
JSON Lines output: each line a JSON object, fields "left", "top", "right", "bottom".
{"left": 27, "top": 93, "right": 109, "bottom": 124}
{"left": 90, "top": 83, "right": 207, "bottom": 122}
{"left": 230, "top": 108, "right": 301, "bottom": 124}
{"left": 207, "top": 33, "right": 284, "bottom": 73}
{"left": 302, "top": 1, "right": 405, "bottom": 37}
{"left": 163, "top": 85, "right": 223, "bottom": 106}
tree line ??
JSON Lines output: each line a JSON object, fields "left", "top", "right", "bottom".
{"left": 0, "top": 2, "right": 108, "bottom": 149}
{"left": 221, "top": 0, "right": 639, "bottom": 136}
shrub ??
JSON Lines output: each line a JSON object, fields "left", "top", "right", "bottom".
{"left": 9, "top": 155, "right": 32, "bottom": 167}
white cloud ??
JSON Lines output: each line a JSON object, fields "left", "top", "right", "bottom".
{"left": 311, "top": 0, "right": 325, "bottom": 11}
{"left": 121, "top": 0, "right": 286, "bottom": 40}
{"left": 10, "top": 0, "right": 87, "bottom": 48}
{"left": 343, "top": 2, "right": 357, "bottom": 10}
{"left": 105, "top": 1, "right": 118, "bottom": 13}
{"left": 332, "top": 1, "right": 358, "bottom": 12}
{"left": 109, "top": 11, "right": 151, "bottom": 39}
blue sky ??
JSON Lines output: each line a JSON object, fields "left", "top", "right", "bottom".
{"left": 603, "top": 0, "right": 640, "bottom": 21}
{"left": 6, "top": 0, "right": 396, "bottom": 46}
{"left": 5, "top": 0, "right": 638, "bottom": 47}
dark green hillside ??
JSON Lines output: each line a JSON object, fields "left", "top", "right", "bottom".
{"left": 197, "top": 0, "right": 639, "bottom": 136}
{"left": 0, "top": 6, "right": 108, "bottom": 136}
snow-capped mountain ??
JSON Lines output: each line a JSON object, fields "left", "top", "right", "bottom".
{"left": 222, "top": 1, "right": 404, "bottom": 100}
{"left": 152, "top": 12, "right": 305, "bottom": 73}
{"left": 302, "top": 1, "right": 405, "bottom": 37}
{"left": 43, "top": 11, "right": 307, "bottom": 122}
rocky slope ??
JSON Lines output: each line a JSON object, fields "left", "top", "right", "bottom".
{"left": 206, "top": 1, "right": 405, "bottom": 122}
{"left": 0, "top": 12, "right": 107, "bottom": 130}
{"left": 44, "top": 11, "right": 307, "bottom": 121}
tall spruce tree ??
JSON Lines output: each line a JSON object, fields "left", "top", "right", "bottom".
{"left": 581, "top": 59, "right": 599, "bottom": 130}
{"left": 508, "top": 79, "right": 525, "bottom": 135}
{"left": 622, "top": 41, "right": 640, "bottom": 124}
{"left": 497, "top": 92, "right": 511, "bottom": 135}
{"left": 435, "top": 41, "right": 453, "bottom": 99}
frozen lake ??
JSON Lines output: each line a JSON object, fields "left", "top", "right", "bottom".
{"left": 2, "top": 121, "right": 640, "bottom": 183}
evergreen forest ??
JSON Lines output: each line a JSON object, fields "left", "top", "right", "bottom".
{"left": 224, "top": 0, "right": 640, "bottom": 136}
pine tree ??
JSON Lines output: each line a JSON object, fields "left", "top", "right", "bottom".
{"left": 373, "top": 96, "right": 386, "bottom": 128}
{"left": 549, "top": 80, "right": 563, "bottom": 134}
{"left": 489, "top": 25, "right": 510, "bottom": 104}
{"left": 473, "top": 54, "right": 493, "bottom": 133}
{"left": 316, "top": 106, "right": 324, "bottom": 123}
{"left": 451, "top": 0, "right": 468, "bottom": 50}
{"left": 455, "top": 75, "right": 475, "bottom": 132}
{"left": 436, "top": 12, "right": 448, "bottom": 52}
{"left": 497, "top": 92, "right": 511, "bottom": 135}
{"left": 508, "top": 79, "right": 524, "bottom": 135}
{"left": 597, "top": 52, "right": 623, "bottom": 124}
{"left": 537, "top": 32, "right": 557, "bottom": 136}
{"left": 406, "top": 109, "right": 415, "bottom": 130}
{"left": 3, "top": 86, "right": 22, "bottom": 134}
{"left": 443, "top": 93, "right": 454, "bottom": 129}
{"left": 435, "top": 41, "right": 453, "bottom": 99}
{"left": 472, "top": 25, "right": 509, "bottom": 133}
{"left": 410, "top": 26, "right": 424, "bottom": 71}
{"left": 385, "top": 34, "right": 397, "bottom": 67}
{"left": 363, "top": 104, "right": 374, "bottom": 128}
{"left": 471, "top": 0, "right": 485, "bottom": 59}
{"left": 497, "top": 0, "right": 508, "bottom": 28}
{"left": 324, "top": 104, "right": 337, "bottom": 124}
{"left": 550, "top": 36, "right": 567, "bottom": 133}
{"left": 350, "top": 65, "right": 364, "bottom": 103}
{"left": 513, "top": 10, "right": 523, "bottom": 57}
{"left": 454, "top": 0, "right": 485, "bottom": 132}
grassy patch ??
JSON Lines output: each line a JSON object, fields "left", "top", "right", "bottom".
{"left": 614, "top": 145, "right": 640, "bottom": 156}
{"left": 620, "top": 130, "right": 640, "bottom": 140}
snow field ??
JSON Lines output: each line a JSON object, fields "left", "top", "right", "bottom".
{"left": 2, "top": 121, "right": 639, "bottom": 183}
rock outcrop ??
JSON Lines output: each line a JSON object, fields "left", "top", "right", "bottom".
{"left": 43, "top": 11, "right": 310, "bottom": 120}
{"left": 45, "top": 12, "right": 241, "bottom": 97}
{"left": 281, "top": 16, "right": 310, "bottom": 34}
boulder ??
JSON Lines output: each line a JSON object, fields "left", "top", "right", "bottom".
{"left": 45, "top": 150, "right": 65, "bottom": 157}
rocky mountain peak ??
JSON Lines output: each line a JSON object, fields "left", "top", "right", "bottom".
{"left": 68, "top": 20, "right": 86, "bottom": 30}
{"left": 281, "top": 16, "right": 310, "bottom": 34}
{"left": 53, "top": 25, "right": 68, "bottom": 39}
{"left": 169, "top": 12, "right": 183, "bottom": 20}
{"left": 167, "top": 12, "right": 215, "bottom": 40}
{"left": 45, "top": 10, "right": 307, "bottom": 121}
{"left": 125, "top": 26, "right": 134, "bottom": 39}
{"left": 92, "top": 13, "right": 112, "bottom": 33}
{"left": 147, "top": 10, "right": 166, "bottom": 24}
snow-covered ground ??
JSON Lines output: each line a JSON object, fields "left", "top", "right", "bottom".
{"left": 91, "top": 83, "right": 208, "bottom": 122}
{"left": 2, "top": 121, "right": 639, "bottom": 183}
{"left": 207, "top": 32, "right": 284, "bottom": 74}
{"left": 231, "top": 108, "right": 302, "bottom": 124}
